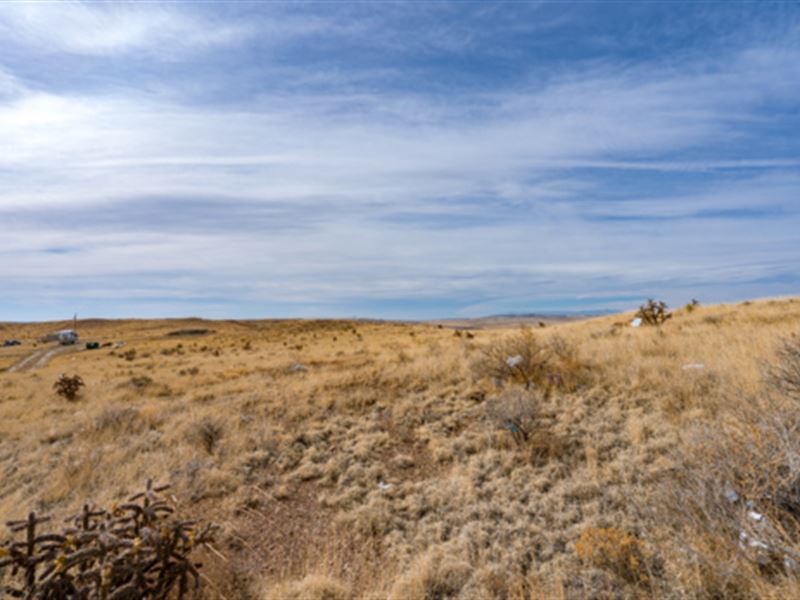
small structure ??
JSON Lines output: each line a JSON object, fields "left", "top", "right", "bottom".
{"left": 56, "top": 330, "right": 79, "bottom": 345}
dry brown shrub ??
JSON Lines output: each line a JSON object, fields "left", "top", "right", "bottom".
{"left": 93, "top": 406, "right": 144, "bottom": 435}
{"left": 263, "top": 575, "right": 350, "bottom": 600}
{"left": 474, "top": 330, "right": 588, "bottom": 394}
{"left": 128, "top": 375, "right": 154, "bottom": 389}
{"left": 192, "top": 417, "right": 224, "bottom": 455}
{"left": 486, "top": 387, "right": 539, "bottom": 443}
{"left": 769, "top": 334, "right": 800, "bottom": 399}
{"left": 575, "top": 527, "right": 652, "bottom": 587}
{"left": 487, "top": 388, "right": 571, "bottom": 465}
{"left": 388, "top": 547, "right": 472, "bottom": 600}
{"left": 651, "top": 340, "right": 800, "bottom": 597}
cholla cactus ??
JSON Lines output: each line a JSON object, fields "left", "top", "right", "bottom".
{"left": 53, "top": 374, "right": 85, "bottom": 402}
{"left": 0, "top": 480, "right": 216, "bottom": 599}
{"left": 636, "top": 299, "right": 672, "bottom": 326}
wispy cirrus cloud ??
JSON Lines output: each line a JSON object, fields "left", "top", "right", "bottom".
{"left": 1, "top": 1, "right": 799, "bottom": 319}
{"left": 0, "top": 1, "right": 253, "bottom": 57}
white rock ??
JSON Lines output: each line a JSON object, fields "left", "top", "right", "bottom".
{"left": 631, "top": 318, "right": 642, "bottom": 327}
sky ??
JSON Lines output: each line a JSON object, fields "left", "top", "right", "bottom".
{"left": 1, "top": 1, "right": 799, "bottom": 321}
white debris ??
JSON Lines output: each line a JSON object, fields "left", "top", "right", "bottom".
{"left": 505, "top": 355, "right": 523, "bottom": 367}
{"left": 289, "top": 363, "right": 308, "bottom": 372}
{"left": 631, "top": 318, "right": 642, "bottom": 327}
{"left": 377, "top": 481, "right": 392, "bottom": 490}
{"left": 739, "top": 531, "right": 765, "bottom": 547}
{"left": 724, "top": 486, "right": 740, "bottom": 503}
{"left": 748, "top": 510, "right": 764, "bottom": 522}
{"left": 682, "top": 363, "right": 705, "bottom": 370}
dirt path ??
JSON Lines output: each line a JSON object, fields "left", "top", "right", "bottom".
{"left": 8, "top": 346, "right": 77, "bottom": 373}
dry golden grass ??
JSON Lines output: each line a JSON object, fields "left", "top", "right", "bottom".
{"left": 2, "top": 297, "right": 800, "bottom": 598}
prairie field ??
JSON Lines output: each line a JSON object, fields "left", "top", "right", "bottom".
{"left": 2, "top": 297, "right": 800, "bottom": 598}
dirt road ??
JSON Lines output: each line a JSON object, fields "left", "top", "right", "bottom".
{"left": 7, "top": 345, "right": 78, "bottom": 373}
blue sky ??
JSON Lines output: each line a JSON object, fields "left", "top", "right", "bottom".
{"left": 1, "top": 1, "right": 799, "bottom": 321}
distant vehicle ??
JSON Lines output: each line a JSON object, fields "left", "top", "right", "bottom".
{"left": 57, "top": 330, "right": 79, "bottom": 345}
{"left": 2, "top": 339, "right": 22, "bottom": 347}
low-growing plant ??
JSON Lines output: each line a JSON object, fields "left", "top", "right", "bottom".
{"left": 576, "top": 527, "right": 652, "bottom": 587}
{"left": 636, "top": 299, "right": 672, "bottom": 326}
{"left": 193, "top": 418, "right": 224, "bottom": 455}
{"left": 685, "top": 298, "right": 701, "bottom": 313}
{"left": 120, "top": 349, "right": 137, "bottom": 362}
{"left": 129, "top": 375, "right": 154, "bottom": 389}
{"left": 486, "top": 388, "right": 538, "bottom": 444}
{"left": 53, "top": 374, "right": 85, "bottom": 402}
{"left": 474, "top": 329, "right": 587, "bottom": 394}
{"left": 0, "top": 481, "right": 215, "bottom": 599}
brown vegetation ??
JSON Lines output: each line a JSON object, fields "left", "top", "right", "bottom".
{"left": 0, "top": 481, "right": 215, "bottom": 598}
{"left": 1, "top": 299, "right": 800, "bottom": 597}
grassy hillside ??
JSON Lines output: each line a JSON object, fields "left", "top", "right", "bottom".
{"left": 2, "top": 298, "right": 800, "bottom": 598}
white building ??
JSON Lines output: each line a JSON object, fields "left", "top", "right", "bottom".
{"left": 57, "top": 330, "right": 79, "bottom": 345}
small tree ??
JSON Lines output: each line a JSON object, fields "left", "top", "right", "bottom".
{"left": 53, "top": 374, "right": 84, "bottom": 402}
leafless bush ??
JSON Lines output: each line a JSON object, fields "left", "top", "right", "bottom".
{"left": 486, "top": 387, "right": 539, "bottom": 444}
{"left": 486, "top": 388, "right": 569, "bottom": 465}
{"left": 636, "top": 299, "right": 672, "bottom": 326}
{"left": 473, "top": 330, "right": 588, "bottom": 394}
{"left": 769, "top": 334, "right": 800, "bottom": 400}
{"left": 193, "top": 418, "right": 224, "bottom": 455}
{"left": 651, "top": 342, "right": 800, "bottom": 597}
{"left": 0, "top": 481, "right": 215, "bottom": 599}
{"left": 53, "top": 374, "right": 84, "bottom": 402}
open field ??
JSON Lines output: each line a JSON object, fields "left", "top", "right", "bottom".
{"left": 2, "top": 297, "right": 800, "bottom": 598}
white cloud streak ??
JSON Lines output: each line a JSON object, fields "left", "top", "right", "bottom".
{"left": 1, "top": 2, "right": 798, "bottom": 318}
